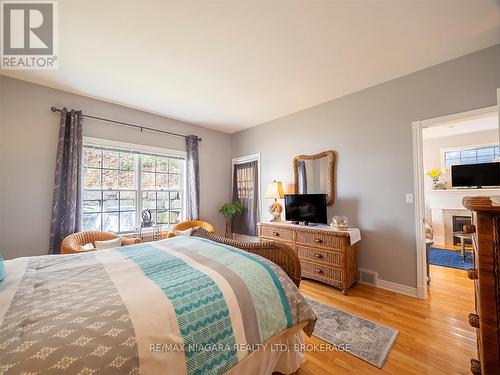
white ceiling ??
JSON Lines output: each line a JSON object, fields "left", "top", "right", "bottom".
{"left": 2, "top": 0, "right": 499, "bottom": 133}
{"left": 423, "top": 112, "right": 499, "bottom": 140}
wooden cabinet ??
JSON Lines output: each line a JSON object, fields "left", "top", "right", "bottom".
{"left": 462, "top": 196, "right": 500, "bottom": 375}
{"left": 258, "top": 222, "right": 359, "bottom": 294}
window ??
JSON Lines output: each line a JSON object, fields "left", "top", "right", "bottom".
{"left": 140, "top": 155, "right": 183, "bottom": 225}
{"left": 444, "top": 146, "right": 500, "bottom": 167}
{"left": 82, "top": 144, "right": 185, "bottom": 233}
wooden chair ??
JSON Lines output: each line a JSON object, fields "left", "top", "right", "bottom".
{"left": 165, "top": 220, "right": 215, "bottom": 238}
{"left": 61, "top": 231, "right": 142, "bottom": 254}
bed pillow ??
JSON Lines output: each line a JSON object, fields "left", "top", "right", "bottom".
{"left": 81, "top": 243, "right": 95, "bottom": 251}
{"left": 174, "top": 228, "right": 194, "bottom": 237}
{"left": 94, "top": 237, "right": 123, "bottom": 250}
{"left": 0, "top": 255, "right": 4, "bottom": 282}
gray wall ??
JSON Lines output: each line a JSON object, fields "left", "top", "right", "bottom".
{"left": 1, "top": 45, "right": 499, "bottom": 287}
{"left": 0, "top": 76, "right": 231, "bottom": 259}
{"left": 231, "top": 45, "right": 500, "bottom": 288}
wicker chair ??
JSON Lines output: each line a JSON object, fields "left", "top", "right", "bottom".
{"left": 61, "top": 231, "right": 142, "bottom": 254}
{"left": 165, "top": 220, "right": 215, "bottom": 238}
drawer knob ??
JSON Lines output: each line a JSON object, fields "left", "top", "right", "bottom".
{"left": 313, "top": 238, "right": 323, "bottom": 244}
{"left": 467, "top": 268, "right": 478, "bottom": 280}
{"left": 314, "top": 268, "right": 323, "bottom": 274}
{"left": 313, "top": 253, "right": 323, "bottom": 259}
{"left": 470, "top": 359, "right": 481, "bottom": 375}
{"left": 463, "top": 224, "right": 476, "bottom": 234}
{"left": 469, "top": 313, "right": 480, "bottom": 328}
{"left": 272, "top": 232, "right": 280, "bottom": 237}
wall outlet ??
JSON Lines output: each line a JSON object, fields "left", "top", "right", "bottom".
{"left": 406, "top": 193, "right": 414, "bottom": 204}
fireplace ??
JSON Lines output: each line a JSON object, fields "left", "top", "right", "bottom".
{"left": 452, "top": 215, "right": 472, "bottom": 246}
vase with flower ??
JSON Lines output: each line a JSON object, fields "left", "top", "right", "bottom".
{"left": 426, "top": 169, "right": 442, "bottom": 190}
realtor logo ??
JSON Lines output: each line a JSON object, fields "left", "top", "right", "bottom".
{"left": 1, "top": 1, "right": 58, "bottom": 69}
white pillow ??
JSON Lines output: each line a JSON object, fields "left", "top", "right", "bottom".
{"left": 174, "top": 228, "right": 194, "bottom": 237}
{"left": 94, "top": 237, "right": 123, "bottom": 250}
{"left": 81, "top": 243, "right": 95, "bottom": 251}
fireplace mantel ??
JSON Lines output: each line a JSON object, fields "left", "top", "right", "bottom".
{"left": 426, "top": 188, "right": 500, "bottom": 210}
{"left": 426, "top": 189, "right": 500, "bottom": 246}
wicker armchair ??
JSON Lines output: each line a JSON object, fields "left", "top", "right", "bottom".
{"left": 61, "top": 231, "right": 142, "bottom": 254}
{"left": 165, "top": 220, "right": 215, "bottom": 238}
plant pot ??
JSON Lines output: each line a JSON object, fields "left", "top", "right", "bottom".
{"left": 225, "top": 220, "right": 232, "bottom": 238}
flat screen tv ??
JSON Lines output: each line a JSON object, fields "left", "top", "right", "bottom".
{"left": 284, "top": 194, "right": 327, "bottom": 224}
{"left": 451, "top": 162, "right": 500, "bottom": 188}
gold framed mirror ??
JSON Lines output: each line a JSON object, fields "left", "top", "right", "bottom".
{"left": 293, "top": 150, "right": 336, "bottom": 205}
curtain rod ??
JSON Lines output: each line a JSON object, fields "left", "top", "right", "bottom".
{"left": 50, "top": 106, "right": 202, "bottom": 142}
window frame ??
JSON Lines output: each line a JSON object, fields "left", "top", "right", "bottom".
{"left": 82, "top": 137, "right": 187, "bottom": 234}
{"left": 440, "top": 142, "right": 500, "bottom": 170}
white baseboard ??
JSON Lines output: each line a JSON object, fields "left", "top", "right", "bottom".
{"left": 416, "top": 285, "right": 427, "bottom": 299}
{"left": 377, "top": 279, "right": 419, "bottom": 298}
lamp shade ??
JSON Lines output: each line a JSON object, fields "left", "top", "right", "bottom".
{"left": 265, "top": 181, "right": 284, "bottom": 199}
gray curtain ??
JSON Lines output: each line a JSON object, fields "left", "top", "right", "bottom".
{"left": 49, "top": 109, "right": 83, "bottom": 254}
{"left": 185, "top": 135, "right": 200, "bottom": 220}
{"left": 232, "top": 161, "right": 259, "bottom": 236}
{"left": 297, "top": 160, "right": 307, "bottom": 194}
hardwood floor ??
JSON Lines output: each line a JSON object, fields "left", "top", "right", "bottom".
{"left": 297, "top": 265, "right": 475, "bottom": 374}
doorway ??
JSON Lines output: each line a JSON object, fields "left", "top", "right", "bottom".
{"left": 231, "top": 153, "right": 261, "bottom": 240}
{"left": 412, "top": 103, "right": 499, "bottom": 299}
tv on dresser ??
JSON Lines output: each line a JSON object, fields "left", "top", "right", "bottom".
{"left": 284, "top": 194, "right": 328, "bottom": 224}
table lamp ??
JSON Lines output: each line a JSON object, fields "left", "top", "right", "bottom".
{"left": 265, "top": 180, "right": 285, "bottom": 222}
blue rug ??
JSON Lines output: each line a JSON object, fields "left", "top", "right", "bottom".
{"left": 429, "top": 247, "right": 472, "bottom": 270}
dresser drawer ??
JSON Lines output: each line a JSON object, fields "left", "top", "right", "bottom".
{"left": 301, "top": 260, "right": 343, "bottom": 282}
{"left": 260, "top": 226, "right": 294, "bottom": 242}
{"left": 258, "top": 222, "right": 359, "bottom": 293}
{"left": 297, "top": 246, "right": 343, "bottom": 267}
{"left": 296, "top": 231, "right": 342, "bottom": 249}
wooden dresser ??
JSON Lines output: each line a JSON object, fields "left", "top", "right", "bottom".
{"left": 462, "top": 196, "right": 500, "bottom": 375}
{"left": 258, "top": 222, "right": 359, "bottom": 294}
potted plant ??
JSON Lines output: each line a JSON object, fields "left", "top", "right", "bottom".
{"left": 219, "top": 201, "right": 244, "bottom": 238}
{"left": 426, "top": 169, "right": 442, "bottom": 190}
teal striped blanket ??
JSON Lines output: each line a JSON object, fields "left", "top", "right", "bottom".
{"left": 0, "top": 236, "right": 316, "bottom": 375}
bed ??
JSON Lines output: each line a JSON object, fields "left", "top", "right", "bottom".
{"left": 0, "top": 231, "right": 316, "bottom": 374}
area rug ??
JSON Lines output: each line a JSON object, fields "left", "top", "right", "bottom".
{"left": 305, "top": 297, "right": 399, "bottom": 368}
{"left": 428, "top": 247, "right": 472, "bottom": 270}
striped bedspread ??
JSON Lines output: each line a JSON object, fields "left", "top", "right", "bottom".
{"left": 0, "top": 236, "right": 316, "bottom": 374}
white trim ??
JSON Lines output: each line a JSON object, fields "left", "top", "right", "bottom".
{"left": 377, "top": 279, "right": 419, "bottom": 298}
{"left": 231, "top": 153, "right": 262, "bottom": 222}
{"left": 231, "top": 153, "right": 261, "bottom": 165}
{"left": 419, "top": 106, "right": 497, "bottom": 127}
{"left": 412, "top": 104, "right": 499, "bottom": 301}
{"left": 83, "top": 136, "right": 187, "bottom": 158}
{"left": 412, "top": 120, "right": 427, "bottom": 300}
{"left": 498, "top": 89, "right": 500, "bottom": 144}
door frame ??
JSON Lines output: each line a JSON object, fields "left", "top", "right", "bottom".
{"left": 412, "top": 104, "right": 498, "bottom": 299}
{"left": 231, "top": 153, "right": 262, "bottom": 232}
